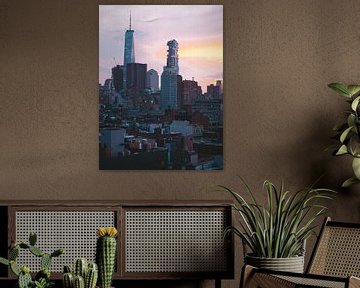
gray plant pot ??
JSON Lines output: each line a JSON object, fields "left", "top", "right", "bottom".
{"left": 245, "top": 254, "right": 305, "bottom": 273}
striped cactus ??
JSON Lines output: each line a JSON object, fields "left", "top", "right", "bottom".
{"left": 74, "top": 258, "right": 88, "bottom": 279}
{"left": 63, "top": 271, "right": 74, "bottom": 288}
{"left": 85, "top": 262, "right": 98, "bottom": 288}
{"left": 73, "top": 275, "right": 85, "bottom": 288}
{"left": 96, "top": 227, "right": 118, "bottom": 288}
{"left": 63, "top": 260, "right": 98, "bottom": 288}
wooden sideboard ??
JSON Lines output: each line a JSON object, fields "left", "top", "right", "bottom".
{"left": 0, "top": 201, "right": 234, "bottom": 288}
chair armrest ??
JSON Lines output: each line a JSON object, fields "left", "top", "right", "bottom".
{"left": 240, "top": 265, "right": 349, "bottom": 288}
{"left": 349, "top": 276, "right": 360, "bottom": 288}
{"left": 240, "top": 265, "right": 296, "bottom": 288}
{"left": 240, "top": 265, "right": 254, "bottom": 288}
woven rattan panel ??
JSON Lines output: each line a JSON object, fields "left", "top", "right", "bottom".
{"left": 125, "top": 210, "right": 227, "bottom": 273}
{"left": 277, "top": 275, "right": 345, "bottom": 288}
{"left": 15, "top": 211, "right": 115, "bottom": 272}
{"left": 310, "top": 226, "right": 360, "bottom": 277}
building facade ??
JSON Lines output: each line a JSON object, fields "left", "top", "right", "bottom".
{"left": 181, "top": 79, "right": 202, "bottom": 107}
{"left": 160, "top": 39, "right": 179, "bottom": 110}
{"left": 126, "top": 63, "right": 147, "bottom": 91}
{"left": 100, "top": 128, "right": 125, "bottom": 158}
{"left": 166, "top": 40, "right": 179, "bottom": 73}
{"left": 207, "top": 84, "right": 221, "bottom": 99}
{"left": 112, "top": 65, "right": 124, "bottom": 93}
{"left": 146, "top": 69, "right": 159, "bottom": 91}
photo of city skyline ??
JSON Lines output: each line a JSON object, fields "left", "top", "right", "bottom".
{"left": 99, "top": 5, "right": 223, "bottom": 170}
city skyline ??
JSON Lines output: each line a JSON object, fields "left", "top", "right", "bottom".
{"left": 99, "top": 5, "right": 223, "bottom": 91}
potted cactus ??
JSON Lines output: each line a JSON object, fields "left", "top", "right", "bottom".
{"left": 0, "top": 232, "right": 63, "bottom": 288}
{"left": 62, "top": 258, "right": 98, "bottom": 288}
{"left": 96, "top": 227, "right": 118, "bottom": 288}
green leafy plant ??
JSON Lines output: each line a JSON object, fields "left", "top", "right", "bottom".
{"left": 328, "top": 82, "right": 360, "bottom": 187}
{"left": 0, "top": 232, "right": 63, "bottom": 288}
{"left": 32, "top": 278, "right": 54, "bottom": 288}
{"left": 220, "top": 179, "right": 334, "bottom": 258}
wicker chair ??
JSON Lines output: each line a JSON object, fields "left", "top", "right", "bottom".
{"left": 241, "top": 217, "right": 360, "bottom": 288}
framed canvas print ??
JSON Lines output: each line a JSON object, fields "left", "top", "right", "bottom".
{"left": 99, "top": 5, "right": 223, "bottom": 170}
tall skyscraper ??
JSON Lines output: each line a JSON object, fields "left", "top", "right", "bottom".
{"left": 126, "top": 63, "right": 147, "bottom": 91}
{"left": 146, "top": 69, "right": 159, "bottom": 91}
{"left": 160, "top": 39, "right": 179, "bottom": 110}
{"left": 112, "top": 65, "right": 124, "bottom": 93}
{"left": 123, "top": 13, "right": 135, "bottom": 65}
{"left": 126, "top": 63, "right": 147, "bottom": 108}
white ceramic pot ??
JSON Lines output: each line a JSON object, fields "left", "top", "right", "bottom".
{"left": 245, "top": 254, "right": 305, "bottom": 273}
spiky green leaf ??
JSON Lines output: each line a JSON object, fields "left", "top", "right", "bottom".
{"left": 328, "top": 83, "right": 351, "bottom": 97}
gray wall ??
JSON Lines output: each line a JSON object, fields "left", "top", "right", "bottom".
{"left": 1, "top": 0, "right": 360, "bottom": 287}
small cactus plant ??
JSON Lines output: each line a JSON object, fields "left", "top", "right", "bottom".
{"left": 74, "top": 258, "right": 88, "bottom": 280}
{"left": 96, "top": 227, "right": 118, "bottom": 288}
{"left": 62, "top": 259, "right": 98, "bottom": 288}
{"left": 85, "top": 262, "right": 98, "bottom": 288}
{"left": 0, "top": 232, "right": 63, "bottom": 288}
{"left": 73, "top": 275, "right": 85, "bottom": 288}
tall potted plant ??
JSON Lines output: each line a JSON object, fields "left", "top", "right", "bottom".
{"left": 220, "top": 179, "right": 334, "bottom": 273}
{"left": 328, "top": 83, "right": 360, "bottom": 187}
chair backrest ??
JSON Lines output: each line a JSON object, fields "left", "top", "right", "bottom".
{"left": 307, "top": 217, "right": 360, "bottom": 277}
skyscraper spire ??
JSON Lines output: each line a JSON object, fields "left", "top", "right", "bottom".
{"left": 124, "top": 11, "right": 135, "bottom": 65}
{"left": 129, "top": 11, "right": 132, "bottom": 30}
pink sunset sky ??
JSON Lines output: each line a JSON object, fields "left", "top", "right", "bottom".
{"left": 99, "top": 5, "right": 223, "bottom": 92}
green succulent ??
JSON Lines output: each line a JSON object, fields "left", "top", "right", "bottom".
{"left": 32, "top": 277, "right": 54, "bottom": 288}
